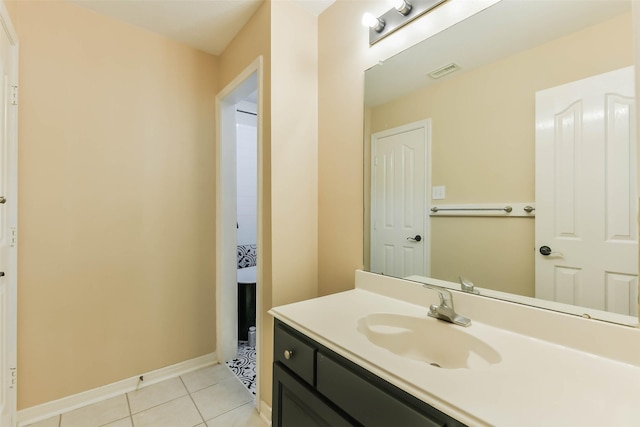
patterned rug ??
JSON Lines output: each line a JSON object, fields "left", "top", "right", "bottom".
{"left": 226, "top": 341, "right": 256, "bottom": 395}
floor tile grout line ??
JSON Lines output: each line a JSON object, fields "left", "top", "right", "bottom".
{"left": 55, "top": 391, "right": 137, "bottom": 427}
{"left": 128, "top": 392, "right": 190, "bottom": 417}
{"left": 96, "top": 415, "right": 131, "bottom": 427}
{"left": 125, "top": 377, "right": 192, "bottom": 417}
{"left": 184, "top": 373, "right": 243, "bottom": 395}
{"left": 180, "top": 375, "right": 207, "bottom": 425}
{"left": 125, "top": 393, "right": 134, "bottom": 427}
{"left": 182, "top": 366, "right": 239, "bottom": 395}
{"left": 202, "top": 400, "right": 255, "bottom": 425}
{"left": 125, "top": 392, "right": 132, "bottom": 416}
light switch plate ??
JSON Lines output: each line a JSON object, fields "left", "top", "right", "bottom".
{"left": 432, "top": 186, "right": 446, "bottom": 200}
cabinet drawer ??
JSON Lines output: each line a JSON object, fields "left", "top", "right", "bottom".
{"left": 317, "top": 353, "right": 457, "bottom": 427}
{"left": 274, "top": 322, "right": 316, "bottom": 385}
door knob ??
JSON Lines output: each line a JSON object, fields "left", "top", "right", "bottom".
{"left": 407, "top": 235, "right": 422, "bottom": 242}
{"left": 0, "top": 196, "right": 5, "bottom": 204}
{"left": 540, "top": 246, "right": 552, "bottom": 256}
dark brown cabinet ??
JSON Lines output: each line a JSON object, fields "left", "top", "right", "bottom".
{"left": 272, "top": 319, "right": 466, "bottom": 427}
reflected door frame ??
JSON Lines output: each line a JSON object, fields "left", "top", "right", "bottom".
{"left": 370, "top": 120, "right": 431, "bottom": 278}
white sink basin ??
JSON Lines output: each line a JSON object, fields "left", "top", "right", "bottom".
{"left": 357, "top": 313, "right": 502, "bottom": 370}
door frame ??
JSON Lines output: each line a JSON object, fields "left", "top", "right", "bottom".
{"left": 0, "top": 0, "right": 18, "bottom": 426}
{"left": 370, "top": 119, "right": 431, "bottom": 277}
{"left": 215, "top": 57, "right": 263, "bottom": 405}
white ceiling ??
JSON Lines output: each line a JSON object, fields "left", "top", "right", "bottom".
{"left": 70, "top": 0, "right": 335, "bottom": 56}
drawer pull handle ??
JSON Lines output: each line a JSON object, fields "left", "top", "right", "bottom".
{"left": 284, "top": 349, "right": 294, "bottom": 360}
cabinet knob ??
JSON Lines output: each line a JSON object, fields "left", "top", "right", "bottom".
{"left": 284, "top": 349, "right": 293, "bottom": 360}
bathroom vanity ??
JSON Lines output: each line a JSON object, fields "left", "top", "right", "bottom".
{"left": 270, "top": 270, "right": 640, "bottom": 426}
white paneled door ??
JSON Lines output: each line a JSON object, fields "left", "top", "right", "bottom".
{"left": 371, "top": 121, "right": 430, "bottom": 278}
{"left": 535, "top": 67, "right": 638, "bottom": 316}
{"left": 0, "top": 2, "right": 17, "bottom": 426}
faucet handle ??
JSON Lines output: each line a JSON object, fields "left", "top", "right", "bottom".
{"left": 459, "top": 276, "right": 479, "bottom": 294}
{"left": 452, "top": 314, "right": 472, "bottom": 327}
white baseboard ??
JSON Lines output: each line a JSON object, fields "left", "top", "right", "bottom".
{"left": 17, "top": 352, "right": 217, "bottom": 427}
{"left": 259, "top": 400, "right": 272, "bottom": 426}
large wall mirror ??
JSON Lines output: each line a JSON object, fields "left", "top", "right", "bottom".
{"left": 363, "top": 0, "right": 639, "bottom": 326}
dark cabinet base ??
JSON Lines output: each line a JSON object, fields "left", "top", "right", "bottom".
{"left": 272, "top": 319, "right": 466, "bottom": 427}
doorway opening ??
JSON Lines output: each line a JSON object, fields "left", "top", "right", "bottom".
{"left": 215, "top": 58, "right": 262, "bottom": 403}
{"left": 226, "top": 97, "right": 258, "bottom": 396}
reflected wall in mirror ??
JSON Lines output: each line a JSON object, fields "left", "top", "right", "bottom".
{"left": 363, "top": 0, "right": 639, "bottom": 325}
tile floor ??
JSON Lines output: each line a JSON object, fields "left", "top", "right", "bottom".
{"left": 225, "top": 342, "right": 256, "bottom": 395}
{"left": 27, "top": 364, "right": 268, "bottom": 427}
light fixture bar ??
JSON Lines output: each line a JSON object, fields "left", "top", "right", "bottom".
{"left": 369, "top": 0, "right": 448, "bottom": 45}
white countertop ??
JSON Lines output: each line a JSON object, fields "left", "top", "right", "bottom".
{"left": 270, "top": 273, "right": 640, "bottom": 426}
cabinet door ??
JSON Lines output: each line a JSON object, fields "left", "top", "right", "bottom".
{"left": 317, "top": 353, "right": 464, "bottom": 427}
{"left": 273, "top": 363, "right": 357, "bottom": 427}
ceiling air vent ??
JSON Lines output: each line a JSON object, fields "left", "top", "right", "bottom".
{"left": 428, "top": 63, "right": 460, "bottom": 79}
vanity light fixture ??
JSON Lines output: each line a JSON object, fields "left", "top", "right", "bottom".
{"left": 366, "top": 0, "right": 448, "bottom": 45}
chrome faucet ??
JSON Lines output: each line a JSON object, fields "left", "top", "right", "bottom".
{"left": 422, "top": 284, "right": 471, "bottom": 327}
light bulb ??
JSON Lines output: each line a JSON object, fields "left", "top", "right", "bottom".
{"left": 361, "top": 12, "right": 377, "bottom": 28}
{"left": 392, "top": 0, "right": 412, "bottom": 16}
{"left": 361, "top": 12, "right": 385, "bottom": 32}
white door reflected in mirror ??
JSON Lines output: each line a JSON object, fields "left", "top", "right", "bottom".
{"left": 371, "top": 120, "right": 430, "bottom": 277}
{"left": 535, "top": 66, "right": 638, "bottom": 317}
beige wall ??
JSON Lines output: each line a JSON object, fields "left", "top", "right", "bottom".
{"left": 368, "top": 12, "right": 633, "bottom": 295}
{"left": 10, "top": 1, "right": 218, "bottom": 409}
{"left": 217, "top": 0, "right": 319, "bottom": 407}
{"left": 318, "top": 0, "right": 367, "bottom": 296}
{"left": 271, "top": 0, "right": 318, "bottom": 309}
{"left": 269, "top": 0, "right": 319, "bottom": 406}
{"left": 430, "top": 218, "right": 534, "bottom": 295}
